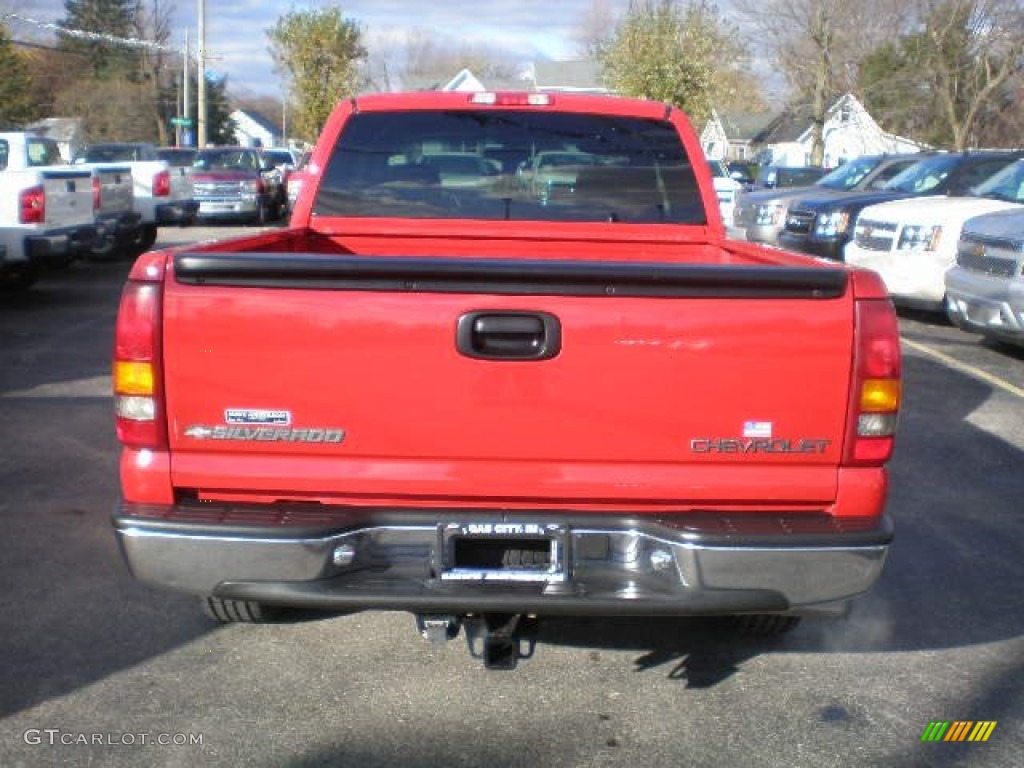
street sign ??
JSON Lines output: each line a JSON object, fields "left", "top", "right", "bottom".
{"left": 170, "top": 117, "right": 194, "bottom": 127}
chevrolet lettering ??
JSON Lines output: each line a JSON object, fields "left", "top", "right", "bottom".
{"left": 690, "top": 437, "right": 831, "bottom": 454}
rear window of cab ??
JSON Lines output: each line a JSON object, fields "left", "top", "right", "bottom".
{"left": 315, "top": 110, "right": 706, "bottom": 225}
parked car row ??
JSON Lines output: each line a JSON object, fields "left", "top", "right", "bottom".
{"left": 729, "top": 149, "right": 1024, "bottom": 348}
{"left": 75, "top": 141, "right": 198, "bottom": 255}
{"left": 1, "top": 136, "right": 301, "bottom": 290}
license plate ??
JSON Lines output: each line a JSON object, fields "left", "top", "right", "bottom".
{"left": 439, "top": 522, "right": 567, "bottom": 583}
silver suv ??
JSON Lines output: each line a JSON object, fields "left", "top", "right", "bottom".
{"left": 946, "top": 208, "right": 1024, "bottom": 348}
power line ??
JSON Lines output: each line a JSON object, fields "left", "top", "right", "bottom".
{"left": 2, "top": 12, "right": 181, "bottom": 54}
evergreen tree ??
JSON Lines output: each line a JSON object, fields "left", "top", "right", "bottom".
{"left": 0, "top": 24, "right": 36, "bottom": 129}
{"left": 181, "top": 72, "right": 236, "bottom": 146}
{"left": 58, "top": 0, "right": 139, "bottom": 79}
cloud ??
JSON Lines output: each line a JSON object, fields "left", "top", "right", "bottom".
{"left": 201, "top": 0, "right": 604, "bottom": 94}
{"left": 11, "top": 0, "right": 620, "bottom": 95}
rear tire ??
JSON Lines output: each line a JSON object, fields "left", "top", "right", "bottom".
{"left": 730, "top": 615, "right": 802, "bottom": 638}
{"left": 201, "top": 597, "right": 277, "bottom": 623}
{"left": 136, "top": 224, "right": 158, "bottom": 253}
{"left": 126, "top": 224, "right": 159, "bottom": 258}
{"left": 0, "top": 265, "right": 38, "bottom": 290}
{"left": 85, "top": 235, "right": 120, "bottom": 262}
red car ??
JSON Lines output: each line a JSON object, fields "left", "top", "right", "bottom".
{"left": 191, "top": 146, "right": 283, "bottom": 224}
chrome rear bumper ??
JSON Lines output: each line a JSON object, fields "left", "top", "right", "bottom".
{"left": 114, "top": 502, "right": 892, "bottom": 617}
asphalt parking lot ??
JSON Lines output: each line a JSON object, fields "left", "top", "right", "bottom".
{"left": 0, "top": 227, "right": 1021, "bottom": 767}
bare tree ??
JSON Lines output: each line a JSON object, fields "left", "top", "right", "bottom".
{"left": 132, "top": 0, "right": 175, "bottom": 145}
{"left": 365, "top": 28, "right": 523, "bottom": 92}
{"left": 918, "top": 0, "right": 1024, "bottom": 149}
{"left": 573, "top": 0, "right": 619, "bottom": 59}
{"left": 732, "top": 0, "right": 908, "bottom": 163}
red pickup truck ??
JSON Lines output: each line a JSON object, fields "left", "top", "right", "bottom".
{"left": 112, "top": 92, "right": 901, "bottom": 668}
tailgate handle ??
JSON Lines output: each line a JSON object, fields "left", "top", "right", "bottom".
{"left": 457, "top": 311, "right": 561, "bottom": 361}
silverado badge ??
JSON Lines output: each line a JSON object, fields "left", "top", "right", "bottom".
{"left": 184, "top": 424, "right": 345, "bottom": 443}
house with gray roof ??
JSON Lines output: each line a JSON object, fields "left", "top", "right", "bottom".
{"left": 527, "top": 61, "right": 609, "bottom": 94}
{"left": 702, "top": 94, "right": 927, "bottom": 167}
{"left": 394, "top": 60, "right": 608, "bottom": 95}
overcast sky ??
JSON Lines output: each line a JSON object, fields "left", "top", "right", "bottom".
{"left": 9, "top": 0, "right": 631, "bottom": 97}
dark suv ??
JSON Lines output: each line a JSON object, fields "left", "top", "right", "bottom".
{"left": 732, "top": 153, "right": 922, "bottom": 245}
{"left": 778, "top": 151, "right": 1024, "bottom": 260}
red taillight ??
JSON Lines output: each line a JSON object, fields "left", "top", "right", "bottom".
{"left": 153, "top": 169, "right": 171, "bottom": 197}
{"left": 844, "top": 297, "right": 902, "bottom": 465}
{"left": 92, "top": 176, "right": 102, "bottom": 210}
{"left": 20, "top": 185, "right": 45, "bottom": 224}
{"left": 114, "top": 252, "right": 167, "bottom": 449}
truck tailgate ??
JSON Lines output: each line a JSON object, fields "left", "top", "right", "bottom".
{"left": 41, "top": 170, "right": 93, "bottom": 228}
{"left": 94, "top": 166, "right": 134, "bottom": 216}
{"left": 161, "top": 254, "right": 853, "bottom": 507}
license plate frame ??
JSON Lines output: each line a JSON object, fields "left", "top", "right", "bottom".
{"left": 438, "top": 522, "right": 568, "bottom": 583}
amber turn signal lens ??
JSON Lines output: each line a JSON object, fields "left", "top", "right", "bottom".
{"left": 114, "top": 360, "right": 154, "bottom": 396}
{"left": 860, "top": 379, "right": 900, "bottom": 413}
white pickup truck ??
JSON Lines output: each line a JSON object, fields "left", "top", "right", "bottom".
{"left": 84, "top": 163, "right": 142, "bottom": 261}
{"left": 0, "top": 132, "right": 97, "bottom": 288}
{"left": 74, "top": 142, "right": 198, "bottom": 254}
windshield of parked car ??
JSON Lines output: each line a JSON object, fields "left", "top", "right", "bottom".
{"left": 970, "top": 159, "right": 1024, "bottom": 203}
{"left": 882, "top": 155, "right": 961, "bottom": 193}
{"left": 158, "top": 148, "right": 197, "bottom": 167}
{"left": 25, "top": 138, "right": 66, "bottom": 167}
{"left": 817, "top": 156, "right": 880, "bottom": 190}
{"left": 264, "top": 150, "right": 295, "bottom": 167}
{"left": 708, "top": 160, "right": 731, "bottom": 178}
{"left": 81, "top": 144, "right": 145, "bottom": 163}
{"left": 315, "top": 110, "right": 706, "bottom": 224}
{"left": 194, "top": 149, "right": 259, "bottom": 171}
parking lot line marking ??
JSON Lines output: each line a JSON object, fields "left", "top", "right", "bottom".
{"left": 902, "top": 338, "right": 1024, "bottom": 399}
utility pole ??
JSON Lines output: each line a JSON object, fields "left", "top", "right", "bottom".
{"left": 197, "top": 0, "right": 207, "bottom": 147}
{"left": 182, "top": 30, "right": 191, "bottom": 146}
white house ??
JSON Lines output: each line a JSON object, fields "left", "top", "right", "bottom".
{"left": 812, "top": 94, "right": 927, "bottom": 166}
{"left": 230, "top": 110, "right": 280, "bottom": 148}
{"left": 702, "top": 94, "right": 928, "bottom": 167}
